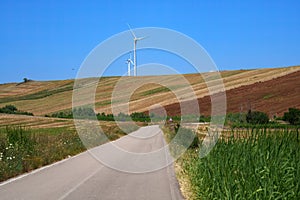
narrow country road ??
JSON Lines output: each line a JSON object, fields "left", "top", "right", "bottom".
{"left": 0, "top": 125, "right": 183, "bottom": 200}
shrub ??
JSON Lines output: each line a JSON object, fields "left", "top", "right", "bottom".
{"left": 165, "top": 123, "right": 199, "bottom": 149}
{"left": 283, "top": 108, "right": 300, "bottom": 125}
{"left": 0, "top": 105, "right": 17, "bottom": 114}
{"left": 246, "top": 110, "right": 269, "bottom": 124}
{"left": 0, "top": 105, "right": 33, "bottom": 116}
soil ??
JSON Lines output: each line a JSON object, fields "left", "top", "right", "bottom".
{"left": 160, "top": 70, "right": 300, "bottom": 117}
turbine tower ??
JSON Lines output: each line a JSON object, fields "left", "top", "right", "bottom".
{"left": 126, "top": 54, "right": 133, "bottom": 76}
{"left": 127, "top": 24, "right": 146, "bottom": 76}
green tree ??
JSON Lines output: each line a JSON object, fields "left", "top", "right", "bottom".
{"left": 246, "top": 110, "right": 269, "bottom": 124}
{"left": 283, "top": 108, "right": 300, "bottom": 125}
{"left": 0, "top": 105, "right": 17, "bottom": 114}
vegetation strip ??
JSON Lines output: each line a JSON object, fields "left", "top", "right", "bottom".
{"left": 169, "top": 126, "right": 300, "bottom": 199}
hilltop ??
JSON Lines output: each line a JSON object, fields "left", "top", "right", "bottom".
{"left": 0, "top": 65, "right": 299, "bottom": 117}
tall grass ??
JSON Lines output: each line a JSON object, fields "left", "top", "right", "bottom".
{"left": 0, "top": 126, "right": 85, "bottom": 181}
{"left": 179, "top": 128, "right": 300, "bottom": 199}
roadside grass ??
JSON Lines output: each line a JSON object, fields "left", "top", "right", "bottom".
{"left": 162, "top": 123, "right": 199, "bottom": 199}
{"left": 0, "top": 122, "right": 139, "bottom": 182}
{"left": 176, "top": 127, "right": 300, "bottom": 199}
{"left": 162, "top": 123, "right": 199, "bottom": 158}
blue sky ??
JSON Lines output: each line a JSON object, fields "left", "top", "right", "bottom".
{"left": 0, "top": 0, "right": 299, "bottom": 83}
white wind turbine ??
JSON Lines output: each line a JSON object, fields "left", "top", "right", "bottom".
{"left": 127, "top": 24, "right": 146, "bottom": 76}
{"left": 126, "top": 53, "right": 133, "bottom": 76}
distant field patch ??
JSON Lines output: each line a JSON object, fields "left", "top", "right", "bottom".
{"left": 141, "top": 87, "right": 171, "bottom": 96}
{"left": 0, "top": 82, "right": 73, "bottom": 104}
{"left": 263, "top": 93, "right": 274, "bottom": 99}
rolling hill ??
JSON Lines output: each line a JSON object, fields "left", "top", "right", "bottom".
{"left": 0, "top": 65, "right": 299, "bottom": 117}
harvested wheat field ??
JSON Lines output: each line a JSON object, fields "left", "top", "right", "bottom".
{"left": 0, "top": 66, "right": 299, "bottom": 116}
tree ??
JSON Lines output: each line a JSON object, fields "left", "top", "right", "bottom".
{"left": 246, "top": 110, "right": 269, "bottom": 124}
{"left": 0, "top": 105, "right": 17, "bottom": 114}
{"left": 283, "top": 108, "right": 300, "bottom": 125}
{"left": 23, "top": 78, "right": 29, "bottom": 83}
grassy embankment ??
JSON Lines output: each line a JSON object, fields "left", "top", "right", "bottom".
{"left": 164, "top": 124, "right": 300, "bottom": 199}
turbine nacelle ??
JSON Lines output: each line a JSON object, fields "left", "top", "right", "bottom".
{"left": 134, "top": 37, "right": 147, "bottom": 42}
{"left": 126, "top": 59, "right": 134, "bottom": 64}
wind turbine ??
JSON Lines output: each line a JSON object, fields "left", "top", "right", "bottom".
{"left": 126, "top": 53, "right": 133, "bottom": 76}
{"left": 127, "top": 24, "right": 146, "bottom": 76}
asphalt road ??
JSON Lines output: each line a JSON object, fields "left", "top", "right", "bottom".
{"left": 0, "top": 125, "right": 183, "bottom": 200}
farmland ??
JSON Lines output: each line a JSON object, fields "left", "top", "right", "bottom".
{"left": 0, "top": 65, "right": 299, "bottom": 196}
{"left": 0, "top": 66, "right": 299, "bottom": 116}
{"left": 164, "top": 67, "right": 300, "bottom": 117}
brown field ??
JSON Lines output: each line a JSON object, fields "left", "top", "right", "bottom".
{"left": 0, "top": 65, "right": 299, "bottom": 117}
{"left": 162, "top": 69, "right": 300, "bottom": 117}
{"left": 0, "top": 114, "right": 74, "bottom": 129}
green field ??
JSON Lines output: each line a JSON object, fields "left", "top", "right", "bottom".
{"left": 174, "top": 127, "right": 300, "bottom": 199}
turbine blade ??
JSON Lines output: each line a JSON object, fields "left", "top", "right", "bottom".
{"left": 136, "top": 36, "right": 148, "bottom": 41}
{"left": 127, "top": 23, "right": 136, "bottom": 38}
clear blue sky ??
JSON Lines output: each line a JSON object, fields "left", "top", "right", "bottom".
{"left": 0, "top": 0, "right": 299, "bottom": 83}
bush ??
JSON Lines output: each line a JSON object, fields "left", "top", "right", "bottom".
{"left": 130, "top": 112, "right": 150, "bottom": 122}
{"left": 246, "top": 110, "right": 269, "bottom": 124}
{"left": 49, "top": 107, "right": 96, "bottom": 119}
{"left": 199, "top": 115, "right": 211, "bottom": 123}
{"left": 0, "top": 105, "right": 33, "bottom": 116}
{"left": 283, "top": 108, "right": 300, "bottom": 125}
{"left": 226, "top": 112, "right": 246, "bottom": 124}
{"left": 165, "top": 123, "right": 199, "bottom": 149}
{"left": 0, "top": 105, "right": 17, "bottom": 114}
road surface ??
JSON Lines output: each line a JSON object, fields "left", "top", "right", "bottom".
{"left": 0, "top": 125, "right": 183, "bottom": 200}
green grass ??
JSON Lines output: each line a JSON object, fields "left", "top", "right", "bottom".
{"left": 141, "top": 86, "right": 171, "bottom": 96}
{"left": 0, "top": 126, "right": 85, "bottom": 181}
{"left": 95, "top": 100, "right": 112, "bottom": 106}
{"left": 263, "top": 94, "right": 274, "bottom": 99}
{"left": 176, "top": 128, "right": 300, "bottom": 199}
